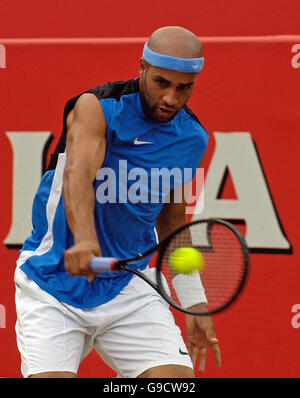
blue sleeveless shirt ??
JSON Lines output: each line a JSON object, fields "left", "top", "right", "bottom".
{"left": 18, "top": 78, "right": 209, "bottom": 308}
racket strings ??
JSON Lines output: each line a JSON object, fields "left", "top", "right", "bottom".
{"left": 159, "top": 221, "right": 247, "bottom": 314}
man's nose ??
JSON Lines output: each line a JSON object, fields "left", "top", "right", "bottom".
{"left": 162, "top": 89, "right": 178, "bottom": 108}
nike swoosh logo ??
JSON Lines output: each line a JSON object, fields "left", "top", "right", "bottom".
{"left": 134, "top": 137, "right": 153, "bottom": 145}
{"left": 179, "top": 348, "right": 189, "bottom": 356}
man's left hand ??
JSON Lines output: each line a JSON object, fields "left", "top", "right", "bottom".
{"left": 185, "top": 304, "right": 221, "bottom": 373}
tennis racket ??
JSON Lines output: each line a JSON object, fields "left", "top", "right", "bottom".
{"left": 89, "top": 218, "right": 249, "bottom": 316}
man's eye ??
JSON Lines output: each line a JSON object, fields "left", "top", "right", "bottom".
{"left": 181, "top": 85, "right": 191, "bottom": 90}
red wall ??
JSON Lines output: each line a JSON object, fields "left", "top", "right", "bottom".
{"left": 0, "top": 0, "right": 300, "bottom": 379}
{"left": 0, "top": 0, "right": 300, "bottom": 38}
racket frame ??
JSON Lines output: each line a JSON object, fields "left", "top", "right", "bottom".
{"left": 155, "top": 218, "right": 249, "bottom": 315}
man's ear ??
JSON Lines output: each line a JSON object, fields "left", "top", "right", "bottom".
{"left": 139, "top": 57, "right": 147, "bottom": 78}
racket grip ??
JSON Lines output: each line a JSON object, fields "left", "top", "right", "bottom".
{"left": 89, "top": 257, "right": 118, "bottom": 273}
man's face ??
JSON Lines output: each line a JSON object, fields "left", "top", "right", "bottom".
{"left": 139, "top": 60, "right": 198, "bottom": 123}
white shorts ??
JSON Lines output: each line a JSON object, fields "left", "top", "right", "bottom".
{"left": 14, "top": 267, "right": 193, "bottom": 378}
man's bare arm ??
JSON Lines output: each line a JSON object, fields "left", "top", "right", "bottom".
{"left": 155, "top": 162, "right": 221, "bottom": 373}
{"left": 62, "top": 93, "right": 107, "bottom": 279}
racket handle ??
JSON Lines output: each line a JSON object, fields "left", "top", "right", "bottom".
{"left": 89, "top": 257, "right": 118, "bottom": 273}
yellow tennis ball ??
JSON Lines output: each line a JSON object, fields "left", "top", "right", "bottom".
{"left": 169, "top": 247, "right": 204, "bottom": 274}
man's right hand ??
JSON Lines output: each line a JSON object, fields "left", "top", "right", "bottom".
{"left": 64, "top": 240, "right": 101, "bottom": 282}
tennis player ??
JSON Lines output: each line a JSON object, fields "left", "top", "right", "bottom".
{"left": 14, "top": 26, "right": 221, "bottom": 378}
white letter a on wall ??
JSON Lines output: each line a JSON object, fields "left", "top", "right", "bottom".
{"left": 194, "top": 132, "right": 291, "bottom": 251}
